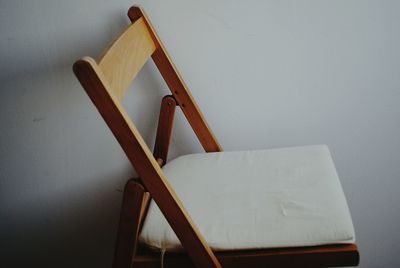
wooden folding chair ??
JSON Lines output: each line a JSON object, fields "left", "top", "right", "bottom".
{"left": 73, "top": 6, "right": 359, "bottom": 268}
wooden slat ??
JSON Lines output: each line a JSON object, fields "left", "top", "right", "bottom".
{"left": 133, "top": 244, "right": 360, "bottom": 268}
{"left": 153, "top": 95, "right": 176, "bottom": 165}
{"left": 98, "top": 17, "right": 156, "bottom": 100}
{"left": 73, "top": 58, "right": 221, "bottom": 268}
{"left": 128, "top": 6, "right": 222, "bottom": 153}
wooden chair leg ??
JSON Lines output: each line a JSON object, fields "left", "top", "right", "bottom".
{"left": 113, "top": 179, "right": 148, "bottom": 268}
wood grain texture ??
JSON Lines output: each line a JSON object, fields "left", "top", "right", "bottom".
{"left": 73, "top": 58, "right": 221, "bottom": 268}
{"left": 153, "top": 95, "right": 176, "bottom": 165}
{"left": 128, "top": 6, "right": 222, "bottom": 153}
{"left": 98, "top": 18, "right": 156, "bottom": 100}
{"left": 112, "top": 180, "right": 146, "bottom": 268}
{"left": 133, "top": 244, "right": 359, "bottom": 268}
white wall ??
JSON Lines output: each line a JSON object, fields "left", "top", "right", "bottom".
{"left": 1, "top": 0, "right": 399, "bottom": 267}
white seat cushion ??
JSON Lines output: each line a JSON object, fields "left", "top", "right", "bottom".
{"left": 139, "top": 145, "right": 355, "bottom": 251}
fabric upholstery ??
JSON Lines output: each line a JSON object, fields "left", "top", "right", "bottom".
{"left": 140, "top": 145, "right": 355, "bottom": 251}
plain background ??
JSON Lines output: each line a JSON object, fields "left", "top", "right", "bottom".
{"left": 1, "top": 0, "right": 399, "bottom": 267}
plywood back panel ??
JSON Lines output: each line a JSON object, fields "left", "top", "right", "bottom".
{"left": 98, "top": 17, "right": 156, "bottom": 100}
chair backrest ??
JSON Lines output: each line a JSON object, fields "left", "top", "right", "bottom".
{"left": 73, "top": 6, "right": 222, "bottom": 268}
{"left": 98, "top": 17, "right": 156, "bottom": 100}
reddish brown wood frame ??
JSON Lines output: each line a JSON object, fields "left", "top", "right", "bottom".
{"left": 73, "top": 6, "right": 359, "bottom": 268}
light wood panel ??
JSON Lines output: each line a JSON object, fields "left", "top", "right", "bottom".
{"left": 98, "top": 17, "right": 156, "bottom": 100}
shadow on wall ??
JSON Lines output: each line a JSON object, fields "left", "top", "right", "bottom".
{"left": 0, "top": 29, "right": 187, "bottom": 266}
{"left": 2, "top": 172, "right": 124, "bottom": 268}
{"left": 0, "top": 5, "right": 138, "bottom": 266}
{"left": 0, "top": 65, "right": 130, "bottom": 267}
